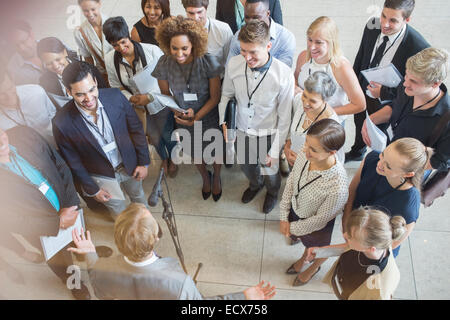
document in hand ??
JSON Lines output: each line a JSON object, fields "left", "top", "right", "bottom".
{"left": 361, "top": 63, "right": 403, "bottom": 88}
{"left": 133, "top": 61, "right": 159, "bottom": 95}
{"left": 153, "top": 93, "right": 187, "bottom": 114}
{"left": 366, "top": 111, "right": 387, "bottom": 153}
{"left": 89, "top": 174, "right": 126, "bottom": 201}
{"left": 40, "top": 210, "right": 86, "bottom": 261}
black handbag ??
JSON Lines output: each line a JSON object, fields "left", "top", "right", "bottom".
{"left": 421, "top": 109, "right": 450, "bottom": 207}
{"left": 224, "top": 97, "right": 237, "bottom": 130}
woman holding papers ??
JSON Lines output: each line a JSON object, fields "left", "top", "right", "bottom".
{"left": 362, "top": 48, "right": 450, "bottom": 173}
{"left": 74, "top": 0, "right": 113, "bottom": 80}
{"left": 342, "top": 138, "right": 432, "bottom": 257}
{"left": 37, "top": 37, "right": 107, "bottom": 107}
{"left": 307, "top": 207, "right": 405, "bottom": 300}
{"left": 280, "top": 119, "right": 348, "bottom": 286}
{"left": 152, "top": 16, "right": 224, "bottom": 201}
{"left": 284, "top": 71, "right": 343, "bottom": 167}
{"left": 103, "top": 17, "right": 179, "bottom": 178}
{"left": 294, "top": 16, "right": 366, "bottom": 121}
{"left": 131, "top": 0, "right": 171, "bottom": 46}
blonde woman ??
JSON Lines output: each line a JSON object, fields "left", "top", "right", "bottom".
{"left": 343, "top": 138, "right": 433, "bottom": 257}
{"left": 307, "top": 207, "right": 406, "bottom": 300}
{"left": 294, "top": 16, "right": 365, "bottom": 121}
{"left": 74, "top": 0, "right": 113, "bottom": 80}
{"left": 280, "top": 119, "right": 348, "bottom": 286}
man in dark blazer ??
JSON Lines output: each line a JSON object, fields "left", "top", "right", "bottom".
{"left": 346, "top": 0, "right": 429, "bottom": 162}
{"left": 216, "top": 0, "right": 283, "bottom": 34}
{"left": 52, "top": 61, "right": 150, "bottom": 220}
{"left": 0, "top": 126, "right": 90, "bottom": 299}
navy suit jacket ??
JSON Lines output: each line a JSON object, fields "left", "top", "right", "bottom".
{"left": 353, "top": 18, "right": 429, "bottom": 102}
{"left": 52, "top": 88, "right": 150, "bottom": 195}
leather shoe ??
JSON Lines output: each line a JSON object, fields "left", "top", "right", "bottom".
{"left": 71, "top": 283, "right": 91, "bottom": 300}
{"left": 292, "top": 267, "right": 321, "bottom": 286}
{"left": 286, "top": 263, "right": 301, "bottom": 275}
{"left": 241, "top": 186, "right": 262, "bottom": 203}
{"left": 344, "top": 151, "right": 365, "bottom": 163}
{"left": 262, "top": 193, "right": 277, "bottom": 214}
{"left": 96, "top": 245, "right": 113, "bottom": 258}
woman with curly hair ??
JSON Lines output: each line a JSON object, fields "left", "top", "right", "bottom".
{"left": 131, "top": 0, "right": 171, "bottom": 46}
{"left": 152, "top": 16, "right": 224, "bottom": 201}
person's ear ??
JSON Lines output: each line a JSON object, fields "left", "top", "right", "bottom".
{"left": 329, "top": 150, "right": 337, "bottom": 156}
{"left": 267, "top": 41, "right": 272, "bottom": 52}
{"left": 405, "top": 17, "right": 411, "bottom": 24}
{"left": 431, "top": 81, "right": 442, "bottom": 89}
{"left": 403, "top": 171, "right": 415, "bottom": 179}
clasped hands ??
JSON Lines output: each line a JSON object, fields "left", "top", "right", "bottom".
{"left": 174, "top": 108, "right": 195, "bottom": 126}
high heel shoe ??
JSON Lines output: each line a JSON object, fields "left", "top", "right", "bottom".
{"left": 202, "top": 171, "right": 212, "bottom": 200}
{"left": 212, "top": 173, "right": 222, "bottom": 202}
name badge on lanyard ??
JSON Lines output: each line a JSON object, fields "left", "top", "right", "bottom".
{"left": 183, "top": 92, "right": 198, "bottom": 102}
{"left": 38, "top": 182, "right": 50, "bottom": 195}
{"left": 102, "top": 141, "right": 118, "bottom": 154}
{"left": 386, "top": 125, "right": 394, "bottom": 141}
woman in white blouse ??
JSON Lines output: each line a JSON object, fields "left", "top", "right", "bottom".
{"left": 74, "top": 0, "right": 113, "bottom": 80}
{"left": 284, "top": 71, "right": 344, "bottom": 167}
{"left": 280, "top": 118, "right": 349, "bottom": 286}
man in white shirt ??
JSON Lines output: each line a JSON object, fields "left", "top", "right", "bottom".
{"left": 219, "top": 20, "right": 294, "bottom": 214}
{"left": 0, "top": 65, "right": 56, "bottom": 146}
{"left": 182, "top": 0, "right": 233, "bottom": 71}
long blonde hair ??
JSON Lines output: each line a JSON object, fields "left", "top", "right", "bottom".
{"left": 346, "top": 207, "right": 407, "bottom": 250}
{"left": 306, "top": 16, "right": 343, "bottom": 67}
{"left": 391, "top": 138, "right": 434, "bottom": 190}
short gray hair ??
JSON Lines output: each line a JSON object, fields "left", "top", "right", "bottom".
{"left": 304, "top": 71, "right": 337, "bottom": 101}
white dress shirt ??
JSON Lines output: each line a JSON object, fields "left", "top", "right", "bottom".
{"left": 218, "top": 54, "right": 294, "bottom": 159}
{"left": 370, "top": 24, "right": 406, "bottom": 68}
{"left": 124, "top": 253, "right": 159, "bottom": 267}
{"left": 205, "top": 18, "right": 233, "bottom": 70}
{"left": 105, "top": 43, "right": 165, "bottom": 114}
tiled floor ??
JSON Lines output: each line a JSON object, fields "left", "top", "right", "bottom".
{"left": 1, "top": 0, "right": 449, "bottom": 300}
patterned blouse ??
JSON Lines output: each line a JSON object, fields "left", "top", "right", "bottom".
{"left": 280, "top": 151, "right": 349, "bottom": 236}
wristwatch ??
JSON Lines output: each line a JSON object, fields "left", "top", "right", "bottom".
{"left": 147, "top": 93, "right": 154, "bottom": 103}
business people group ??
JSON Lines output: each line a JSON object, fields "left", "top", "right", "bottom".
{"left": 0, "top": 0, "right": 448, "bottom": 301}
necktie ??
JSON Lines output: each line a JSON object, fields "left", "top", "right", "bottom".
{"left": 369, "top": 36, "right": 389, "bottom": 68}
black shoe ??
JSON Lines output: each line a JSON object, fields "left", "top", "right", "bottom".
{"left": 96, "top": 245, "right": 113, "bottom": 258}
{"left": 241, "top": 186, "right": 262, "bottom": 203}
{"left": 212, "top": 174, "right": 222, "bottom": 202}
{"left": 71, "top": 283, "right": 91, "bottom": 300}
{"left": 224, "top": 163, "right": 233, "bottom": 169}
{"left": 202, "top": 171, "right": 212, "bottom": 200}
{"left": 344, "top": 151, "right": 365, "bottom": 163}
{"left": 262, "top": 193, "right": 277, "bottom": 214}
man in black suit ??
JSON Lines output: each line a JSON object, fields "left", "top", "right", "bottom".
{"left": 216, "top": 0, "right": 283, "bottom": 34}
{"left": 0, "top": 126, "right": 90, "bottom": 299}
{"left": 52, "top": 61, "right": 150, "bottom": 221}
{"left": 345, "top": 0, "right": 429, "bottom": 162}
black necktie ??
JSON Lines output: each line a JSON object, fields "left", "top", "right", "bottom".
{"left": 369, "top": 36, "right": 389, "bottom": 68}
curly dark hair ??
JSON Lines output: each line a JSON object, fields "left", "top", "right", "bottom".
{"left": 155, "top": 15, "right": 208, "bottom": 58}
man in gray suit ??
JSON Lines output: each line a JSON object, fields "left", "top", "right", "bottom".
{"left": 69, "top": 203, "right": 276, "bottom": 300}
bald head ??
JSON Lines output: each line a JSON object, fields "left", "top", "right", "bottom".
{"left": 245, "top": 0, "right": 270, "bottom": 26}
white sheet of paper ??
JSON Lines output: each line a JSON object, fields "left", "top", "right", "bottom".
{"left": 366, "top": 111, "right": 387, "bottom": 153}
{"left": 314, "top": 246, "right": 347, "bottom": 259}
{"left": 133, "top": 61, "right": 159, "bottom": 94}
{"left": 291, "top": 132, "right": 306, "bottom": 153}
{"left": 361, "top": 63, "right": 403, "bottom": 88}
{"left": 153, "top": 93, "right": 187, "bottom": 114}
{"left": 40, "top": 210, "right": 86, "bottom": 261}
{"left": 90, "top": 174, "right": 125, "bottom": 201}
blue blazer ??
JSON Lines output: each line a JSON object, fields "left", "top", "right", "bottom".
{"left": 52, "top": 88, "right": 150, "bottom": 195}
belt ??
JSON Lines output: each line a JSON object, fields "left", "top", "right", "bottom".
{"left": 114, "top": 163, "right": 124, "bottom": 172}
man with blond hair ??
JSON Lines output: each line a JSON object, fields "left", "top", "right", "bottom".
{"left": 70, "top": 203, "right": 277, "bottom": 300}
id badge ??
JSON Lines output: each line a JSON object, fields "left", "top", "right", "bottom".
{"left": 183, "top": 92, "right": 198, "bottom": 102}
{"left": 38, "top": 182, "right": 50, "bottom": 195}
{"left": 290, "top": 132, "right": 306, "bottom": 153}
{"left": 103, "top": 141, "right": 118, "bottom": 154}
{"left": 386, "top": 125, "right": 394, "bottom": 141}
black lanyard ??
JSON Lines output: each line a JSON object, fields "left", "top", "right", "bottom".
{"left": 370, "top": 29, "right": 403, "bottom": 67}
{"left": 177, "top": 60, "right": 195, "bottom": 92}
{"left": 0, "top": 105, "right": 27, "bottom": 126}
{"left": 245, "top": 62, "right": 271, "bottom": 108}
{"left": 297, "top": 160, "right": 322, "bottom": 194}
{"left": 80, "top": 108, "right": 109, "bottom": 144}
{"left": 295, "top": 104, "right": 328, "bottom": 133}
{"left": 366, "top": 175, "right": 407, "bottom": 204}
{"left": 393, "top": 89, "right": 441, "bottom": 129}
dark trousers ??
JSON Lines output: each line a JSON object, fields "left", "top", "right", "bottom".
{"left": 350, "top": 95, "right": 390, "bottom": 155}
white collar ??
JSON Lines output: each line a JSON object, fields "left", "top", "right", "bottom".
{"left": 124, "top": 253, "right": 159, "bottom": 267}
{"left": 269, "top": 18, "right": 276, "bottom": 40}
{"left": 204, "top": 17, "right": 210, "bottom": 31}
{"left": 75, "top": 98, "right": 104, "bottom": 118}
{"left": 383, "top": 24, "right": 406, "bottom": 43}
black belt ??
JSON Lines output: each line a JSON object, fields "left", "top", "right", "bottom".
{"left": 114, "top": 163, "right": 124, "bottom": 172}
